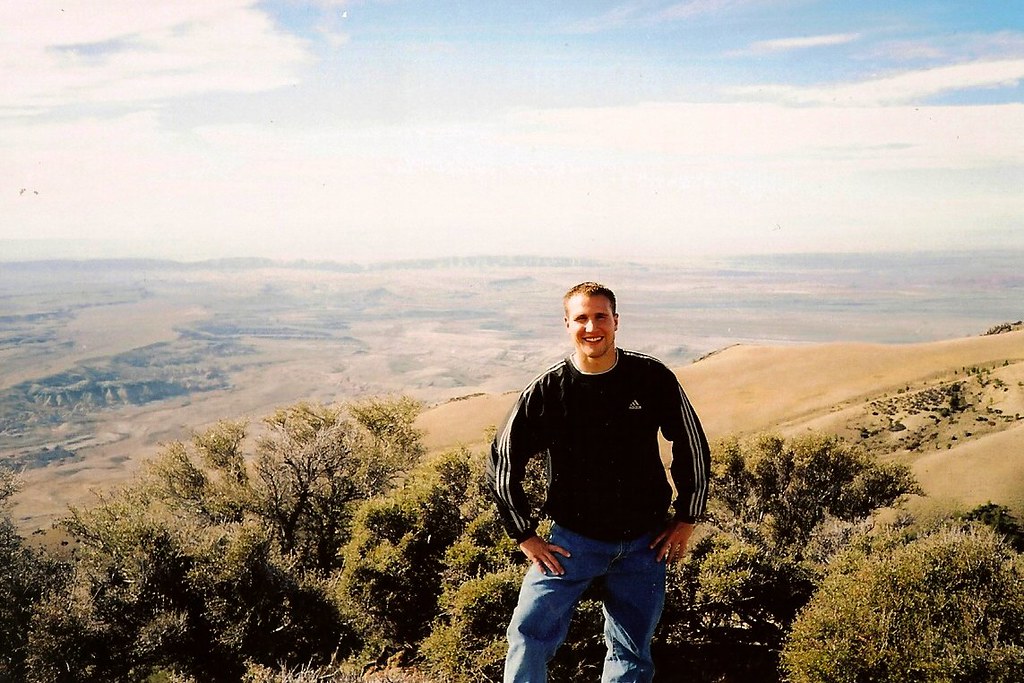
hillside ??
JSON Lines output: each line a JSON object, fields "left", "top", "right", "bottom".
{"left": 420, "top": 329, "right": 1024, "bottom": 514}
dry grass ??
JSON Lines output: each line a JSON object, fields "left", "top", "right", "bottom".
{"left": 421, "top": 330, "right": 1024, "bottom": 515}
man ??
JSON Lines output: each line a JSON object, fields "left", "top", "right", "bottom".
{"left": 487, "top": 281, "right": 711, "bottom": 683}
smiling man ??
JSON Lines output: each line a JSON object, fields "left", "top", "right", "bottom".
{"left": 487, "top": 281, "right": 711, "bottom": 683}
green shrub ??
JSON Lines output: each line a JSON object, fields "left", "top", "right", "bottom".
{"left": 715, "top": 433, "right": 921, "bottom": 551}
{"left": 653, "top": 433, "right": 921, "bottom": 681}
{"left": 962, "top": 502, "right": 1024, "bottom": 551}
{"left": 0, "top": 469, "right": 70, "bottom": 682}
{"left": 22, "top": 398, "right": 423, "bottom": 682}
{"left": 420, "top": 567, "right": 522, "bottom": 682}
{"left": 254, "top": 399, "right": 423, "bottom": 573}
{"left": 336, "top": 449, "right": 477, "bottom": 658}
{"left": 31, "top": 498, "right": 356, "bottom": 681}
{"left": 782, "top": 523, "right": 1024, "bottom": 682}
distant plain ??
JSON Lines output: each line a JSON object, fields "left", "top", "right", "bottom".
{"left": 1, "top": 251, "right": 1021, "bottom": 528}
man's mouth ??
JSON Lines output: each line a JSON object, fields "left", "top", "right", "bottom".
{"left": 583, "top": 336, "right": 603, "bottom": 343}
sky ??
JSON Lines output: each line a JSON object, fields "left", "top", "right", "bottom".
{"left": 2, "top": 0, "right": 1023, "bottom": 263}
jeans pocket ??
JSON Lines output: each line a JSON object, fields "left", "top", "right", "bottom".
{"left": 548, "top": 523, "right": 577, "bottom": 554}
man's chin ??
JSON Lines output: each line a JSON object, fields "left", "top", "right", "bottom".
{"left": 579, "top": 346, "right": 613, "bottom": 361}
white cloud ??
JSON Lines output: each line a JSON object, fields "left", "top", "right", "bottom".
{"left": 864, "top": 31, "right": 1024, "bottom": 64}
{"left": 0, "top": 0, "right": 312, "bottom": 115}
{"left": 563, "top": 1, "right": 649, "bottom": 34}
{"left": 4, "top": 98, "right": 1022, "bottom": 262}
{"left": 506, "top": 101, "right": 1024, "bottom": 170}
{"left": 657, "top": 0, "right": 752, "bottom": 21}
{"left": 495, "top": 100, "right": 1024, "bottom": 254}
{"left": 735, "top": 59, "right": 1024, "bottom": 105}
{"left": 566, "top": 0, "right": 771, "bottom": 33}
{"left": 747, "top": 32, "right": 861, "bottom": 53}
{"left": 3, "top": 3, "right": 1021, "bottom": 262}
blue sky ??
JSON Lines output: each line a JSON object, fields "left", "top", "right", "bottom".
{"left": 2, "top": 1, "right": 1023, "bottom": 262}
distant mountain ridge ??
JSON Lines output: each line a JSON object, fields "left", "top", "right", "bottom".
{"left": 0, "top": 254, "right": 606, "bottom": 273}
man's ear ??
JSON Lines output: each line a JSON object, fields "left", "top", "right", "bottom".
{"left": 614, "top": 314, "right": 619, "bottom": 330}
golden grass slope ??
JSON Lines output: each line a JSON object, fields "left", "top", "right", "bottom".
{"left": 420, "top": 329, "right": 1024, "bottom": 513}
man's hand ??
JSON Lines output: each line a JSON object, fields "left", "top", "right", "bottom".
{"left": 650, "top": 521, "right": 695, "bottom": 563}
{"left": 519, "top": 535, "right": 571, "bottom": 575}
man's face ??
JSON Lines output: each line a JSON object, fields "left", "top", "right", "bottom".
{"left": 564, "top": 293, "right": 618, "bottom": 370}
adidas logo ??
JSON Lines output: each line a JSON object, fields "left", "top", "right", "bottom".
{"left": 628, "top": 399, "right": 642, "bottom": 410}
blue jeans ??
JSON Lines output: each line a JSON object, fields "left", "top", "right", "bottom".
{"left": 504, "top": 524, "right": 667, "bottom": 683}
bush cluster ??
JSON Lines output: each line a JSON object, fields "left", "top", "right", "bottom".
{"left": 2, "top": 401, "right": 1023, "bottom": 682}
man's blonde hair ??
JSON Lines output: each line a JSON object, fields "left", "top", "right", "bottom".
{"left": 563, "top": 282, "right": 617, "bottom": 315}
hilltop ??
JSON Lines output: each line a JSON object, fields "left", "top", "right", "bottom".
{"left": 420, "top": 328, "right": 1024, "bottom": 515}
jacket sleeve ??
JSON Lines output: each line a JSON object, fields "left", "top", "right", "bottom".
{"left": 486, "top": 381, "right": 551, "bottom": 543}
{"left": 660, "top": 369, "right": 711, "bottom": 524}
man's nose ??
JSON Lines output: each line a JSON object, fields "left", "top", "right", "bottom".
{"left": 584, "top": 319, "right": 595, "bottom": 332}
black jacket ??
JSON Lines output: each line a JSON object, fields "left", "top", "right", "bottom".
{"left": 487, "top": 349, "right": 710, "bottom": 542}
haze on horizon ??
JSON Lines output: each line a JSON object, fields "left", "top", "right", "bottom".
{"left": 2, "top": 1, "right": 1023, "bottom": 264}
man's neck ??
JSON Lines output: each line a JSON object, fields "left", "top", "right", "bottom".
{"left": 573, "top": 348, "right": 619, "bottom": 375}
